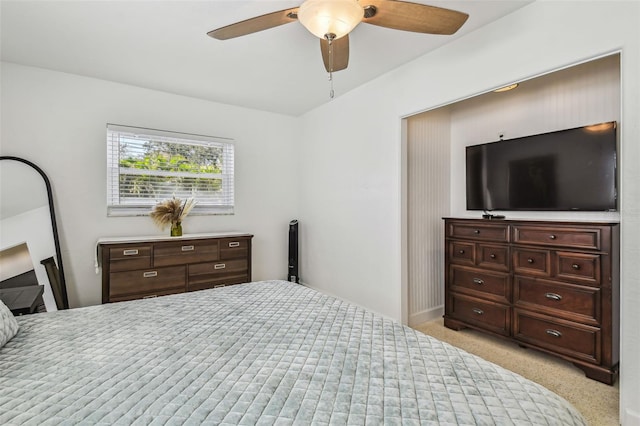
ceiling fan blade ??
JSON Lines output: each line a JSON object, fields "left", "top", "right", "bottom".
{"left": 320, "top": 35, "right": 350, "bottom": 73}
{"left": 362, "top": 0, "right": 468, "bottom": 35}
{"left": 208, "top": 8, "right": 299, "bottom": 40}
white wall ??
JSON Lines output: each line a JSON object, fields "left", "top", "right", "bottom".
{"left": 0, "top": 62, "right": 301, "bottom": 308}
{"left": 298, "top": 88, "right": 404, "bottom": 318}
{"left": 298, "top": 2, "right": 639, "bottom": 423}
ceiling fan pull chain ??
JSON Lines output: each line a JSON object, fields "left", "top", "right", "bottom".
{"left": 326, "top": 33, "right": 335, "bottom": 99}
{"left": 329, "top": 68, "right": 334, "bottom": 99}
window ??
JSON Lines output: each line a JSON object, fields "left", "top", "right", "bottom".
{"left": 107, "top": 124, "right": 234, "bottom": 216}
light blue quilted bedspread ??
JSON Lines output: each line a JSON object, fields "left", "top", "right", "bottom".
{"left": 0, "top": 280, "right": 585, "bottom": 425}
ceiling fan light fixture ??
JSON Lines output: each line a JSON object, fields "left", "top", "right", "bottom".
{"left": 298, "top": 0, "right": 363, "bottom": 40}
{"left": 493, "top": 83, "right": 519, "bottom": 93}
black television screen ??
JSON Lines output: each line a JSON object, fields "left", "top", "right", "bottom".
{"left": 466, "top": 122, "right": 617, "bottom": 211}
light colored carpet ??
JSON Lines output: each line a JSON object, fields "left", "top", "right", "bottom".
{"left": 413, "top": 318, "right": 619, "bottom": 426}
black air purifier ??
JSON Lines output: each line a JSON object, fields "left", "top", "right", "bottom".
{"left": 288, "top": 220, "right": 299, "bottom": 283}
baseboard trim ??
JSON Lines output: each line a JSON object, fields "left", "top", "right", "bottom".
{"left": 409, "top": 306, "right": 444, "bottom": 327}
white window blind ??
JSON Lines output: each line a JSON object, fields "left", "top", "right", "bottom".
{"left": 107, "top": 124, "right": 234, "bottom": 216}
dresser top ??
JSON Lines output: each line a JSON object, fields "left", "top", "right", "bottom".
{"left": 442, "top": 217, "right": 620, "bottom": 226}
{"left": 97, "top": 232, "right": 253, "bottom": 246}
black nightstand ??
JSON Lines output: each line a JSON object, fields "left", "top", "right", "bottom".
{"left": 0, "top": 285, "right": 44, "bottom": 315}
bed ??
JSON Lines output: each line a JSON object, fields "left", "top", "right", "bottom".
{"left": 1, "top": 280, "right": 585, "bottom": 425}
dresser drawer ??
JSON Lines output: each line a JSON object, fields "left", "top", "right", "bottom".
{"left": 450, "top": 266, "right": 510, "bottom": 303}
{"left": 187, "top": 275, "right": 249, "bottom": 292}
{"left": 108, "top": 245, "right": 152, "bottom": 272}
{"left": 514, "top": 277, "right": 599, "bottom": 324}
{"left": 188, "top": 258, "right": 249, "bottom": 291}
{"left": 513, "top": 248, "right": 550, "bottom": 276}
{"left": 110, "top": 265, "right": 186, "bottom": 299}
{"left": 513, "top": 225, "right": 601, "bottom": 250}
{"left": 448, "top": 241, "right": 475, "bottom": 266}
{"left": 110, "top": 288, "right": 185, "bottom": 303}
{"left": 556, "top": 252, "right": 600, "bottom": 285}
{"left": 449, "top": 293, "right": 510, "bottom": 336}
{"left": 154, "top": 241, "right": 219, "bottom": 266}
{"left": 220, "top": 237, "right": 251, "bottom": 260}
{"left": 514, "top": 311, "right": 600, "bottom": 364}
{"left": 189, "top": 258, "right": 248, "bottom": 277}
{"left": 448, "top": 222, "right": 509, "bottom": 242}
{"left": 477, "top": 244, "right": 509, "bottom": 271}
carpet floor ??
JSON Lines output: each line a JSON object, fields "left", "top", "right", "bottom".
{"left": 413, "top": 318, "right": 619, "bottom": 426}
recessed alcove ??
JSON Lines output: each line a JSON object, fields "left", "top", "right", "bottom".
{"left": 404, "top": 53, "right": 621, "bottom": 325}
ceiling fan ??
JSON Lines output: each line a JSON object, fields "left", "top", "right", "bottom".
{"left": 208, "top": 0, "right": 469, "bottom": 76}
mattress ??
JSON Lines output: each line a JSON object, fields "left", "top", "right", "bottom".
{"left": 0, "top": 280, "right": 585, "bottom": 425}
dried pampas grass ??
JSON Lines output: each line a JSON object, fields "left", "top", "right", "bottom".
{"left": 150, "top": 197, "right": 196, "bottom": 230}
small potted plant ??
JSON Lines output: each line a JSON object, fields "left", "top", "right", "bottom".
{"left": 150, "top": 197, "right": 196, "bottom": 236}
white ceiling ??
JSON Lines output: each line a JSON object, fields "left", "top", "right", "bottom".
{"left": 0, "top": 1, "right": 532, "bottom": 116}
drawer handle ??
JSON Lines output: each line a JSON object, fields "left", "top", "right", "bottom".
{"left": 472, "top": 308, "right": 484, "bottom": 315}
{"left": 214, "top": 263, "right": 226, "bottom": 270}
{"left": 123, "top": 249, "right": 139, "bottom": 256}
{"left": 182, "top": 245, "right": 195, "bottom": 251}
{"left": 545, "top": 292, "right": 563, "bottom": 301}
{"left": 572, "top": 264, "right": 581, "bottom": 270}
{"left": 213, "top": 284, "right": 226, "bottom": 288}
{"left": 527, "top": 258, "right": 534, "bottom": 264}
{"left": 228, "top": 242, "right": 240, "bottom": 248}
{"left": 458, "top": 249, "right": 465, "bottom": 254}
{"left": 545, "top": 329, "right": 562, "bottom": 338}
{"left": 489, "top": 254, "right": 496, "bottom": 259}
{"left": 143, "top": 271, "right": 158, "bottom": 278}
{"left": 549, "top": 234, "right": 557, "bottom": 240}
{"left": 472, "top": 278, "right": 484, "bottom": 285}
{"left": 143, "top": 295, "right": 158, "bottom": 299}
{"left": 474, "top": 229, "right": 480, "bottom": 234}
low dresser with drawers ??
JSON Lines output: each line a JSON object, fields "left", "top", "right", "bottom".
{"left": 443, "top": 218, "right": 619, "bottom": 384}
{"left": 98, "top": 232, "right": 253, "bottom": 303}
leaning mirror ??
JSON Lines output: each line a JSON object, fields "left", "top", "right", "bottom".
{"left": 0, "top": 156, "right": 69, "bottom": 313}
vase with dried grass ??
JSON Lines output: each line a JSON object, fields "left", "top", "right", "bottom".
{"left": 150, "top": 197, "right": 196, "bottom": 237}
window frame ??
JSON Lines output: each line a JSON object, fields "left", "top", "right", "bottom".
{"left": 106, "top": 124, "right": 235, "bottom": 217}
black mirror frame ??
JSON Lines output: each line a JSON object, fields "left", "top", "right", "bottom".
{"left": 0, "top": 156, "right": 69, "bottom": 309}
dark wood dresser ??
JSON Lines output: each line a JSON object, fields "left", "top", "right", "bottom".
{"left": 443, "top": 218, "right": 619, "bottom": 384}
{"left": 98, "top": 233, "right": 253, "bottom": 303}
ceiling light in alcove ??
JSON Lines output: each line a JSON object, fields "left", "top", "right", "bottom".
{"left": 585, "top": 122, "right": 616, "bottom": 132}
{"left": 493, "top": 83, "right": 519, "bottom": 93}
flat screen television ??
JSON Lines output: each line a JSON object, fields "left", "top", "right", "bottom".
{"left": 466, "top": 122, "right": 617, "bottom": 212}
